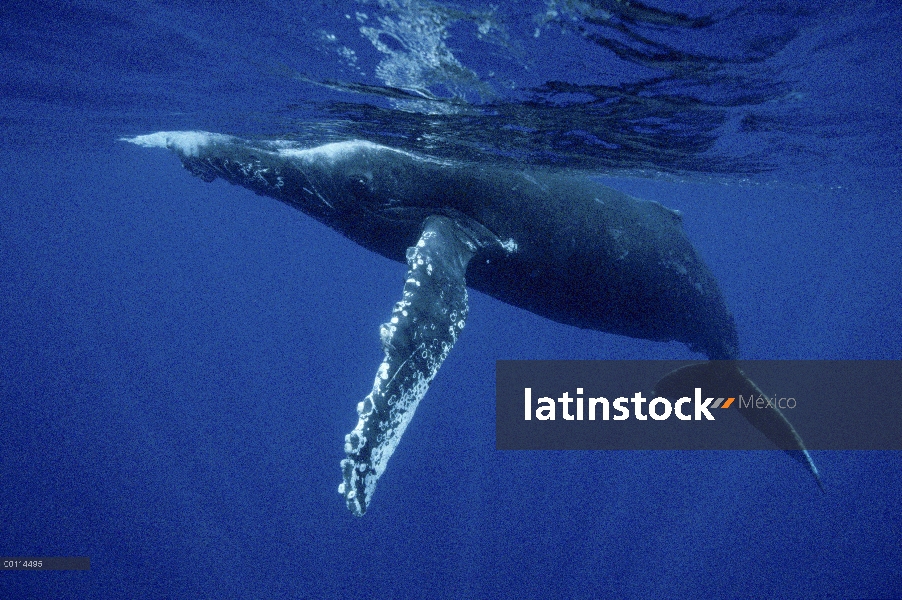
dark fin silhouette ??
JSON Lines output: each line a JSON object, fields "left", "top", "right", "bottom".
{"left": 655, "top": 361, "right": 823, "bottom": 491}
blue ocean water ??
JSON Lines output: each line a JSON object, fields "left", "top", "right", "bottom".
{"left": 1, "top": 1, "right": 900, "bottom": 597}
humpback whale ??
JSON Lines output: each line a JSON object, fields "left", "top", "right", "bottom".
{"left": 124, "top": 131, "right": 821, "bottom": 516}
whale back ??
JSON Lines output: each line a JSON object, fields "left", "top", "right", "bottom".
{"left": 450, "top": 169, "right": 740, "bottom": 360}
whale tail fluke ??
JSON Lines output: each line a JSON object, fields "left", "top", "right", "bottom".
{"left": 655, "top": 361, "right": 823, "bottom": 492}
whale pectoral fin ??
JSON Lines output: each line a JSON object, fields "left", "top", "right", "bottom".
{"left": 338, "top": 215, "right": 484, "bottom": 516}
{"left": 655, "top": 362, "right": 823, "bottom": 491}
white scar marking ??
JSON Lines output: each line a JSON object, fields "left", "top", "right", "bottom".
{"left": 277, "top": 140, "right": 423, "bottom": 164}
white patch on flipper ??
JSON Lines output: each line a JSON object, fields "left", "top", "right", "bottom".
{"left": 362, "top": 358, "right": 431, "bottom": 488}
{"left": 121, "top": 131, "right": 234, "bottom": 157}
{"left": 341, "top": 331, "right": 460, "bottom": 516}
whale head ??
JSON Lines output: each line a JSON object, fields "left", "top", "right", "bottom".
{"left": 122, "top": 131, "right": 453, "bottom": 259}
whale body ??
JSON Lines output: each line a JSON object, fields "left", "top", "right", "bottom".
{"left": 124, "top": 131, "right": 819, "bottom": 515}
